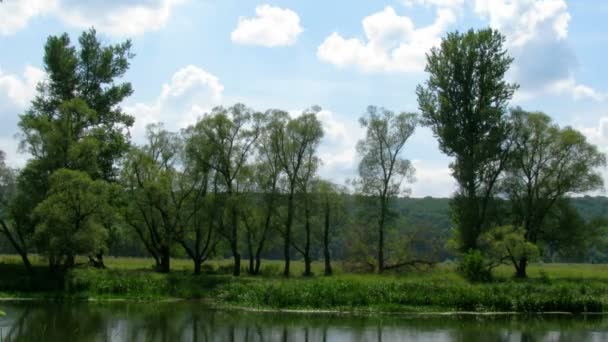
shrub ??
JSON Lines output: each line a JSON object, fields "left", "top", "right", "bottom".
{"left": 458, "top": 249, "right": 492, "bottom": 282}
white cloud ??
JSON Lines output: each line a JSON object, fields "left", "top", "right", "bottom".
{"left": 315, "top": 110, "right": 364, "bottom": 183}
{"left": 317, "top": 6, "right": 457, "bottom": 73}
{"left": 410, "top": 159, "right": 454, "bottom": 198}
{"left": 0, "top": 65, "right": 46, "bottom": 108}
{"left": 403, "top": 0, "right": 464, "bottom": 9}
{"left": 474, "top": 0, "right": 570, "bottom": 46}
{"left": 0, "top": 65, "right": 44, "bottom": 168}
{"left": 473, "top": 0, "right": 606, "bottom": 102}
{"left": 546, "top": 77, "right": 606, "bottom": 102}
{"left": 0, "top": 0, "right": 188, "bottom": 37}
{"left": 0, "top": 0, "right": 57, "bottom": 36}
{"left": 231, "top": 4, "right": 303, "bottom": 47}
{"left": 127, "top": 65, "right": 224, "bottom": 141}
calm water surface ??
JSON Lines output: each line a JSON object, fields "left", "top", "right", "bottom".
{"left": 1, "top": 301, "right": 607, "bottom": 341}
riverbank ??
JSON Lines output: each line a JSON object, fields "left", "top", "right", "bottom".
{"left": 1, "top": 260, "right": 608, "bottom": 313}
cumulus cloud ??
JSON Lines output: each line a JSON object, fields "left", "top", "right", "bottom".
{"left": 231, "top": 5, "right": 303, "bottom": 47}
{"left": 317, "top": 5, "right": 457, "bottom": 73}
{"left": 474, "top": 0, "right": 570, "bottom": 47}
{"left": 126, "top": 65, "right": 224, "bottom": 142}
{"left": 0, "top": 65, "right": 46, "bottom": 108}
{"left": 0, "top": 0, "right": 57, "bottom": 36}
{"left": 475, "top": 0, "right": 604, "bottom": 102}
{"left": 410, "top": 160, "right": 454, "bottom": 198}
{"left": 314, "top": 110, "right": 365, "bottom": 184}
{"left": 0, "top": 65, "right": 46, "bottom": 167}
{"left": 0, "top": 0, "right": 188, "bottom": 37}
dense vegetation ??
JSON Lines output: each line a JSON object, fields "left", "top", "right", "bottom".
{"left": 1, "top": 26, "right": 608, "bottom": 313}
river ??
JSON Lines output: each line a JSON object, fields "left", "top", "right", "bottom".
{"left": 1, "top": 301, "right": 607, "bottom": 341}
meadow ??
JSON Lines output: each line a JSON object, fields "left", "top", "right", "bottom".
{"left": 1, "top": 255, "right": 608, "bottom": 313}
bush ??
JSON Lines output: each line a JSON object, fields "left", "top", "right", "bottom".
{"left": 458, "top": 249, "right": 492, "bottom": 282}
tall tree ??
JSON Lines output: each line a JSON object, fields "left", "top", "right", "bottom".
{"left": 10, "top": 29, "right": 134, "bottom": 268}
{"left": 121, "top": 124, "right": 190, "bottom": 273}
{"left": 356, "top": 106, "right": 416, "bottom": 272}
{"left": 417, "top": 28, "right": 518, "bottom": 251}
{"left": 178, "top": 127, "right": 219, "bottom": 274}
{"left": 315, "top": 179, "right": 347, "bottom": 276}
{"left": 501, "top": 109, "right": 606, "bottom": 277}
{"left": 292, "top": 144, "right": 321, "bottom": 276}
{"left": 188, "top": 104, "right": 261, "bottom": 276}
{"left": 271, "top": 108, "right": 323, "bottom": 277}
{"left": 239, "top": 110, "right": 286, "bottom": 275}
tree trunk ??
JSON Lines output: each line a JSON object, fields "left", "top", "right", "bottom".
{"left": 231, "top": 205, "right": 241, "bottom": 277}
{"left": 20, "top": 253, "right": 33, "bottom": 274}
{"left": 254, "top": 254, "right": 262, "bottom": 275}
{"left": 283, "top": 191, "right": 294, "bottom": 277}
{"left": 1, "top": 220, "right": 33, "bottom": 273}
{"left": 304, "top": 255, "right": 312, "bottom": 277}
{"left": 323, "top": 202, "right": 332, "bottom": 276}
{"left": 248, "top": 254, "right": 254, "bottom": 275}
{"left": 515, "top": 257, "right": 527, "bottom": 278}
{"left": 65, "top": 254, "right": 75, "bottom": 268}
{"left": 233, "top": 252, "right": 241, "bottom": 276}
{"left": 159, "top": 246, "right": 170, "bottom": 273}
{"left": 194, "top": 259, "right": 201, "bottom": 275}
{"left": 378, "top": 197, "right": 386, "bottom": 273}
{"left": 303, "top": 200, "right": 312, "bottom": 277}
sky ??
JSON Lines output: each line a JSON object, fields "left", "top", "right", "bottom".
{"left": 0, "top": 0, "right": 607, "bottom": 198}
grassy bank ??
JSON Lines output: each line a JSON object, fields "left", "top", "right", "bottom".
{"left": 1, "top": 255, "right": 608, "bottom": 313}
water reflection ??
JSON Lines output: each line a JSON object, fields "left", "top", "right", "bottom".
{"left": 0, "top": 301, "right": 607, "bottom": 341}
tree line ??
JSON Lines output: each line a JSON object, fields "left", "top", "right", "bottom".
{"left": 0, "top": 28, "right": 605, "bottom": 279}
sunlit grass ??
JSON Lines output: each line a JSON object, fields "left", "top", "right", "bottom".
{"left": 3, "top": 254, "right": 608, "bottom": 312}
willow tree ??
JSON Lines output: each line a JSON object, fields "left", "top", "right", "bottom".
{"left": 121, "top": 124, "right": 187, "bottom": 273}
{"left": 315, "top": 179, "right": 347, "bottom": 276}
{"left": 188, "top": 104, "right": 262, "bottom": 276}
{"left": 270, "top": 108, "right": 323, "bottom": 277}
{"left": 417, "top": 28, "right": 518, "bottom": 251}
{"left": 501, "top": 109, "right": 606, "bottom": 277}
{"left": 356, "top": 106, "right": 416, "bottom": 272}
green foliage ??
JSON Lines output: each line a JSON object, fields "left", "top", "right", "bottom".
{"left": 479, "top": 225, "right": 539, "bottom": 269}
{"left": 458, "top": 249, "right": 492, "bottom": 282}
{"left": 417, "top": 28, "right": 518, "bottom": 251}
{"left": 34, "top": 169, "right": 117, "bottom": 268}
{"left": 355, "top": 106, "right": 417, "bottom": 271}
{"left": 500, "top": 109, "right": 606, "bottom": 276}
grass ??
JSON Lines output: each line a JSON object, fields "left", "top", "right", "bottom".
{"left": 1, "top": 255, "right": 608, "bottom": 313}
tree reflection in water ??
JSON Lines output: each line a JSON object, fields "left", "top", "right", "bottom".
{"left": 0, "top": 301, "right": 607, "bottom": 341}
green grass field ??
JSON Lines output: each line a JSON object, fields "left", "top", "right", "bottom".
{"left": 4, "top": 254, "right": 608, "bottom": 280}
{"left": 2, "top": 255, "right": 608, "bottom": 313}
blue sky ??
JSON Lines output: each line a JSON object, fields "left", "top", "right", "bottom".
{"left": 1, "top": 0, "right": 607, "bottom": 197}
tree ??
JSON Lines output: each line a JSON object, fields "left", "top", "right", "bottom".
{"left": 34, "top": 169, "right": 116, "bottom": 269}
{"left": 239, "top": 111, "right": 286, "bottom": 275}
{"left": 417, "top": 28, "right": 518, "bottom": 252}
{"left": 271, "top": 108, "right": 324, "bottom": 277}
{"left": 11, "top": 29, "right": 134, "bottom": 269}
{"left": 315, "top": 179, "right": 347, "bottom": 276}
{"left": 121, "top": 124, "right": 190, "bottom": 273}
{"left": 478, "top": 225, "right": 539, "bottom": 276}
{"left": 187, "top": 104, "right": 262, "bottom": 276}
{"left": 291, "top": 133, "right": 321, "bottom": 277}
{"left": 0, "top": 151, "right": 34, "bottom": 272}
{"left": 501, "top": 109, "right": 606, "bottom": 277}
{"left": 356, "top": 106, "right": 416, "bottom": 272}
{"left": 178, "top": 127, "right": 219, "bottom": 275}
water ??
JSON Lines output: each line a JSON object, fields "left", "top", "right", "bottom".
{"left": 1, "top": 301, "right": 607, "bottom": 341}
